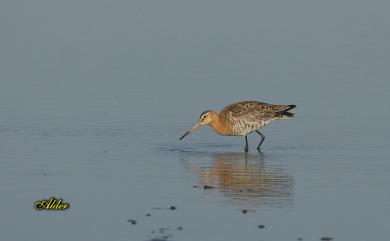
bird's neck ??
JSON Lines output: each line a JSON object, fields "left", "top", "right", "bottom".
{"left": 209, "top": 114, "right": 228, "bottom": 136}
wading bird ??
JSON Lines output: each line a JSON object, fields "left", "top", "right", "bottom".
{"left": 179, "top": 101, "right": 296, "bottom": 152}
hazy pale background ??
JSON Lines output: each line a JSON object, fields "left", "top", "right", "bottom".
{"left": 0, "top": 0, "right": 389, "bottom": 241}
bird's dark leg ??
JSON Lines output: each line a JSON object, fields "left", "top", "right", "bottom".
{"left": 244, "top": 135, "right": 249, "bottom": 152}
{"left": 255, "top": 130, "right": 265, "bottom": 150}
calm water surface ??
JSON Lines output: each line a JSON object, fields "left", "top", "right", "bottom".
{"left": 1, "top": 0, "right": 390, "bottom": 240}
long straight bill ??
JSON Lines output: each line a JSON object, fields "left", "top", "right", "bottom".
{"left": 179, "top": 122, "right": 201, "bottom": 140}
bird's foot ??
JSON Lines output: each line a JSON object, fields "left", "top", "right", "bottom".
{"left": 245, "top": 146, "right": 249, "bottom": 152}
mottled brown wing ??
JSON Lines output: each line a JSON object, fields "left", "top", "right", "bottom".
{"left": 220, "top": 101, "right": 291, "bottom": 121}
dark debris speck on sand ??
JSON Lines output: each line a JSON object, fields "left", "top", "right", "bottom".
{"left": 152, "top": 205, "right": 178, "bottom": 210}
{"left": 127, "top": 219, "right": 137, "bottom": 225}
{"left": 320, "top": 237, "right": 334, "bottom": 241}
{"left": 148, "top": 232, "right": 173, "bottom": 241}
{"left": 203, "top": 185, "right": 216, "bottom": 189}
{"left": 145, "top": 213, "right": 151, "bottom": 217}
{"left": 258, "top": 225, "right": 265, "bottom": 229}
{"left": 241, "top": 209, "right": 255, "bottom": 214}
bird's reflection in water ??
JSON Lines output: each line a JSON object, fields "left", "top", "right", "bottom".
{"left": 180, "top": 151, "right": 294, "bottom": 207}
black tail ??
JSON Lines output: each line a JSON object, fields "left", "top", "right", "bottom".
{"left": 277, "top": 105, "right": 296, "bottom": 117}
{"left": 283, "top": 111, "right": 295, "bottom": 117}
{"left": 286, "top": 105, "right": 296, "bottom": 111}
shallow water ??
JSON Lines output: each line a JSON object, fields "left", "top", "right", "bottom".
{"left": 1, "top": 0, "right": 390, "bottom": 240}
{"left": 1, "top": 114, "right": 389, "bottom": 241}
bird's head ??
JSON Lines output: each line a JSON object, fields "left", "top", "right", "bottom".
{"left": 179, "top": 110, "right": 217, "bottom": 140}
